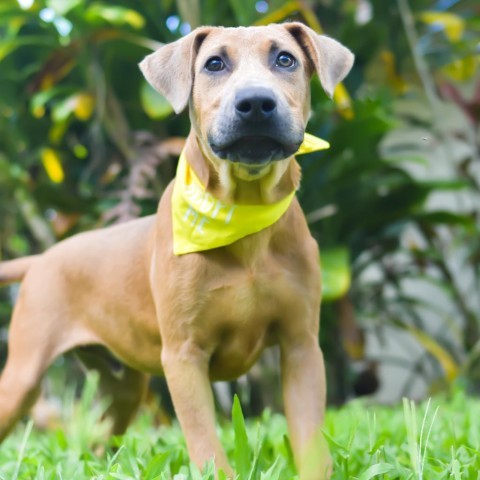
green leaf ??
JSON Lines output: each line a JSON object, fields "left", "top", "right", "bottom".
{"left": 47, "top": 0, "right": 83, "bottom": 16}
{"left": 228, "top": 0, "right": 252, "bottom": 25}
{"left": 189, "top": 462, "right": 203, "bottom": 480}
{"left": 140, "top": 80, "right": 173, "bottom": 120}
{"left": 0, "top": 37, "right": 55, "bottom": 62}
{"left": 0, "top": 9, "right": 31, "bottom": 28}
{"left": 0, "top": 1, "right": 23, "bottom": 14}
{"left": 6, "top": 234, "right": 30, "bottom": 256}
{"left": 50, "top": 92, "right": 95, "bottom": 123}
{"left": 232, "top": 395, "right": 251, "bottom": 479}
{"left": 383, "top": 155, "right": 429, "bottom": 166}
{"left": 30, "top": 86, "right": 75, "bottom": 115}
{"left": 414, "top": 211, "right": 476, "bottom": 231}
{"left": 358, "top": 463, "right": 395, "bottom": 480}
{"left": 85, "top": 3, "right": 146, "bottom": 29}
{"left": 320, "top": 247, "right": 351, "bottom": 302}
{"left": 175, "top": 0, "right": 200, "bottom": 29}
{"left": 419, "top": 180, "right": 470, "bottom": 191}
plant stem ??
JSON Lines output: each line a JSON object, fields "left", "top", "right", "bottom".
{"left": 14, "top": 188, "right": 55, "bottom": 249}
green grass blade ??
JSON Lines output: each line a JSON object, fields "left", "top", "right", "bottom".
{"left": 107, "top": 445, "right": 125, "bottom": 470}
{"left": 144, "top": 452, "right": 173, "bottom": 480}
{"left": 260, "top": 456, "right": 283, "bottom": 480}
{"left": 232, "top": 394, "right": 251, "bottom": 479}
{"left": 12, "top": 420, "right": 33, "bottom": 480}
{"left": 217, "top": 468, "right": 228, "bottom": 480}
{"left": 421, "top": 404, "right": 439, "bottom": 477}
{"left": 403, "top": 398, "right": 420, "bottom": 479}
{"left": 189, "top": 462, "right": 203, "bottom": 480}
{"left": 1, "top": 386, "right": 478, "bottom": 479}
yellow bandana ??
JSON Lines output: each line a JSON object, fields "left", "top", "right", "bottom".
{"left": 172, "top": 133, "right": 330, "bottom": 255}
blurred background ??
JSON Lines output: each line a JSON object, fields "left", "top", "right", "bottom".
{"left": 0, "top": 0, "right": 479, "bottom": 420}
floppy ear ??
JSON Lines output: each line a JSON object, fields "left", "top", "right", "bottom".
{"left": 139, "top": 27, "right": 212, "bottom": 114}
{"left": 283, "top": 22, "right": 354, "bottom": 98}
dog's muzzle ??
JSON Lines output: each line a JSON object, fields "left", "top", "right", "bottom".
{"left": 209, "top": 87, "right": 302, "bottom": 165}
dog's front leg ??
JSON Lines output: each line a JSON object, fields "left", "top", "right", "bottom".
{"left": 161, "top": 346, "right": 233, "bottom": 477}
{"left": 280, "top": 333, "right": 332, "bottom": 480}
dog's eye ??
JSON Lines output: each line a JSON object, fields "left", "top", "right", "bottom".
{"left": 205, "top": 57, "right": 225, "bottom": 72}
{"left": 276, "top": 52, "right": 296, "bottom": 69}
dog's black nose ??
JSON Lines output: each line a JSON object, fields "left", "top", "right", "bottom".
{"left": 235, "top": 87, "right": 277, "bottom": 122}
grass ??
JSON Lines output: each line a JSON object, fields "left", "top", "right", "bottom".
{"left": 0, "top": 374, "right": 479, "bottom": 479}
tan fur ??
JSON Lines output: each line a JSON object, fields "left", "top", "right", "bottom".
{"left": 0, "top": 23, "right": 353, "bottom": 479}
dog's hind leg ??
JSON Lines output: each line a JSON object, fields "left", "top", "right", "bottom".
{"left": 0, "top": 296, "right": 67, "bottom": 443}
{"left": 75, "top": 347, "right": 149, "bottom": 436}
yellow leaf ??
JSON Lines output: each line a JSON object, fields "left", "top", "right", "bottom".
{"left": 32, "top": 105, "right": 45, "bottom": 118}
{"left": 380, "top": 50, "right": 409, "bottom": 94}
{"left": 333, "top": 83, "right": 354, "bottom": 120}
{"left": 405, "top": 324, "right": 459, "bottom": 383}
{"left": 441, "top": 55, "right": 478, "bottom": 82}
{"left": 41, "top": 148, "right": 64, "bottom": 183}
{"left": 49, "top": 121, "right": 69, "bottom": 145}
{"left": 253, "top": 0, "right": 300, "bottom": 25}
{"left": 73, "top": 93, "right": 95, "bottom": 121}
{"left": 123, "top": 10, "right": 145, "bottom": 29}
{"left": 299, "top": 5, "right": 323, "bottom": 33}
{"left": 419, "top": 11, "right": 465, "bottom": 42}
{"left": 85, "top": 4, "right": 145, "bottom": 30}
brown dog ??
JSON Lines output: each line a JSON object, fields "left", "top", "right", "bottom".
{"left": 0, "top": 23, "right": 353, "bottom": 478}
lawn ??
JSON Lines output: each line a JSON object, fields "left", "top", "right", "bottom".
{"left": 0, "top": 375, "right": 478, "bottom": 479}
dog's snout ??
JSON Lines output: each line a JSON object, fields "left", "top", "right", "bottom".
{"left": 234, "top": 87, "right": 277, "bottom": 122}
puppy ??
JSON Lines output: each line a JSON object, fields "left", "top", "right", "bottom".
{"left": 0, "top": 23, "right": 353, "bottom": 479}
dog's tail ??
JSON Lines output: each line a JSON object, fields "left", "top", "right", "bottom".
{"left": 0, "top": 255, "right": 40, "bottom": 287}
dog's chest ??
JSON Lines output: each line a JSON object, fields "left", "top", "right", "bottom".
{"left": 198, "top": 259, "right": 301, "bottom": 380}
{"left": 160, "top": 226, "right": 320, "bottom": 381}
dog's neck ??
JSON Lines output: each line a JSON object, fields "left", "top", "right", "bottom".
{"left": 184, "top": 131, "right": 301, "bottom": 205}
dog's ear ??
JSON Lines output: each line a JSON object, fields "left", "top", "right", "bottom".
{"left": 283, "top": 22, "right": 354, "bottom": 98}
{"left": 139, "top": 27, "right": 212, "bottom": 114}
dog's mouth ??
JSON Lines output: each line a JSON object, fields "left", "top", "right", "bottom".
{"left": 210, "top": 135, "right": 301, "bottom": 165}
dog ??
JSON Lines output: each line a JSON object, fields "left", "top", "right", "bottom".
{"left": 0, "top": 23, "right": 353, "bottom": 479}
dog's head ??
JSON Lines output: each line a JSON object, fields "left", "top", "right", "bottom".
{"left": 140, "top": 23, "right": 353, "bottom": 185}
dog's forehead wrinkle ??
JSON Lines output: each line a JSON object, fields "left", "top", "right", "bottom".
{"left": 198, "top": 26, "right": 297, "bottom": 56}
